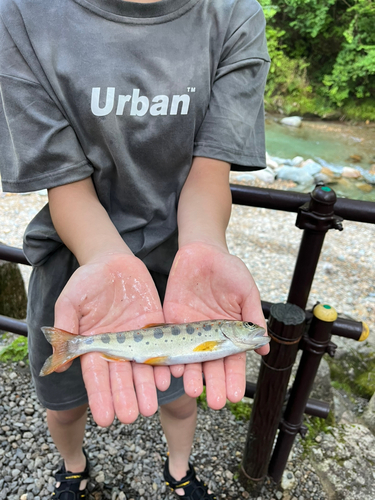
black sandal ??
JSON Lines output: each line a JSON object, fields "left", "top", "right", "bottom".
{"left": 52, "top": 448, "right": 90, "bottom": 500}
{"left": 163, "top": 457, "right": 217, "bottom": 500}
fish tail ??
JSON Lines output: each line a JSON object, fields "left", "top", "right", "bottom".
{"left": 40, "top": 327, "right": 81, "bottom": 377}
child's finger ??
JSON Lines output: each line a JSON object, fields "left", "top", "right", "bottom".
{"left": 81, "top": 352, "right": 115, "bottom": 427}
{"left": 132, "top": 363, "right": 159, "bottom": 417}
{"left": 170, "top": 364, "right": 185, "bottom": 378}
{"left": 183, "top": 362, "right": 204, "bottom": 398}
{"left": 110, "top": 360, "right": 139, "bottom": 424}
{"left": 154, "top": 366, "right": 171, "bottom": 392}
{"left": 203, "top": 358, "right": 226, "bottom": 410}
{"left": 224, "top": 352, "right": 246, "bottom": 403}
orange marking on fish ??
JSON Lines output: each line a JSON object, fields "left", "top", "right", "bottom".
{"left": 144, "top": 356, "right": 169, "bottom": 365}
{"left": 101, "top": 354, "right": 130, "bottom": 362}
{"left": 193, "top": 341, "right": 222, "bottom": 352}
{"left": 142, "top": 323, "right": 167, "bottom": 328}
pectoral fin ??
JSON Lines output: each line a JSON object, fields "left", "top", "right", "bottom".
{"left": 193, "top": 341, "right": 223, "bottom": 352}
{"left": 143, "top": 356, "right": 169, "bottom": 365}
{"left": 100, "top": 354, "right": 131, "bottom": 362}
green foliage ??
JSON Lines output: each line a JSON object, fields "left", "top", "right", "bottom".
{"left": 226, "top": 400, "right": 252, "bottom": 421}
{"left": 196, "top": 388, "right": 252, "bottom": 420}
{"left": 259, "top": 0, "right": 375, "bottom": 120}
{"left": 0, "top": 336, "right": 28, "bottom": 363}
{"left": 327, "top": 350, "right": 375, "bottom": 399}
{"left": 301, "top": 413, "right": 335, "bottom": 455}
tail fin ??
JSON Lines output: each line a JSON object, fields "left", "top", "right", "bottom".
{"left": 40, "top": 327, "right": 80, "bottom": 377}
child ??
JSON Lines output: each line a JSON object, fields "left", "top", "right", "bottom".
{"left": 0, "top": 0, "right": 270, "bottom": 498}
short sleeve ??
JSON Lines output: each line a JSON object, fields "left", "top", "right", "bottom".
{"left": 193, "top": 1, "right": 270, "bottom": 171}
{"left": 0, "top": 16, "right": 93, "bottom": 193}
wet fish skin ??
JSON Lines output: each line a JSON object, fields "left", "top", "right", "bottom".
{"left": 39, "top": 320, "right": 269, "bottom": 376}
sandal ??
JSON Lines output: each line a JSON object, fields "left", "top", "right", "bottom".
{"left": 163, "top": 457, "right": 217, "bottom": 500}
{"left": 52, "top": 448, "right": 90, "bottom": 499}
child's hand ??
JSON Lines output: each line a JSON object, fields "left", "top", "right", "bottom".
{"left": 53, "top": 253, "right": 170, "bottom": 426}
{"left": 163, "top": 242, "right": 268, "bottom": 410}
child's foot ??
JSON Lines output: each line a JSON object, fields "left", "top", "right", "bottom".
{"left": 53, "top": 448, "right": 90, "bottom": 499}
{"left": 163, "top": 457, "right": 217, "bottom": 499}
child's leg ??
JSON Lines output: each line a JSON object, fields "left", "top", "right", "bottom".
{"left": 47, "top": 404, "right": 88, "bottom": 490}
{"left": 159, "top": 394, "right": 197, "bottom": 495}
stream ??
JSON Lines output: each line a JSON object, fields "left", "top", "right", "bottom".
{"left": 265, "top": 116, "right": 375, "bottom": 202}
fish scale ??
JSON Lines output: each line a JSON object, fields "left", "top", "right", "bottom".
{"left": 39, "top": 320, "right": 269, "bottom": 376}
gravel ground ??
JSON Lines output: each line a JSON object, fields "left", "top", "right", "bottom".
{"left": 0, "top": 180, "right": 374, "bottom": 500}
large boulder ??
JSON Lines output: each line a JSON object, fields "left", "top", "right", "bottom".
{"left": 0, "top": 257, "right": 27, "bottom": 320}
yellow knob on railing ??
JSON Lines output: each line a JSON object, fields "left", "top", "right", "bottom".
{"left": 313, "top": 303, "right": 338, "bottom": 322}
{"left": 359, "top": 322, "right": 370, "bottom": 342}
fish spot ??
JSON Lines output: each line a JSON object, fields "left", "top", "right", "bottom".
{"left": 186, "top": 325, "right": 194, "bottom": 335}
{"left": 171, "top": 326, "right": 181, "bottom": 336}
{"left": 101, "top": 333, "right": 110, "bottom": 344}
{"left": 84, "top": 337, "right": 94, "bottom": 345}
{"left": 203, "top": 324, "right": 212, "bottom": 331}
{"left": 116, "top": 332, "right": 125, "bottom": 344}
{"left": 198, "top": 332, "right": 202, "bottom": 336}
{"left": 215, "top": 329, "right": 218, "bottom": 332}
{"left": 154, "top": 328, "right": 164, "bottom": 339}
{"left": 165, "top": 339, "right": 168, "bottom": 342}
{"left": 146, "top": 342, "right": 150, "bottom": 345}
{"left": 133, "top": 331, "right": 143, "bottom": 343}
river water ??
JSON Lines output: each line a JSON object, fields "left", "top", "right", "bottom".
{"left": 265, "top": 116, "right": 375, "bottom": 202}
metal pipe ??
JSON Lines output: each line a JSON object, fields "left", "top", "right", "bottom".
{"left": 241, "top": 303, "right": 305, "bottom": 484}
{"left": 244, "top": 382, "right": 330, "bottom": 419}
{"left": 0, "top": 244, "right": 30, "bottom": 266}
{"left": 231, "top": 185, "right": 375, "bottom": 224}
{"left": 0, "top": 315, "right": 28, "bottom": 337}
{"left": 268, "top": 304, "right": 337, "bottom": 483}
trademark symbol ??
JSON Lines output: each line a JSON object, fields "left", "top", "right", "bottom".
{"left": 187, "top": 87, "right": 196, "bottom": 93}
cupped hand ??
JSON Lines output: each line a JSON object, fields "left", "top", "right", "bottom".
{"left": 53, "top": 253, "right": 171, "bottom": 426}
{"left": 163, "top": 242, "right": 268, "bottom": 410}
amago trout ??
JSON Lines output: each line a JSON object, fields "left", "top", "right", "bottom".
{"left": 40, "top": 320, "right": 269, "bottom": 376}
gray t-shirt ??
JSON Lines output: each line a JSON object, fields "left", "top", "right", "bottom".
{"left": 0, "top": 0, "right": 270, "bottom": 274}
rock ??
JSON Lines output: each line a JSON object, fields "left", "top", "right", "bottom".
{"left": 363, "top": 392, "right": 375, "bottom": 433}
{"left": 95, "top": 471, "right": 105, "bottom": 483}
{"left": 0, "top": 252, "right": 28, "bottom": 319}
{"left": 251, "top": 167, "right": 276, "bottom": 183}
{"left": 281, "top": 471, "right": 297, "bottom": 491}
{"left": 290, "top": 156, "right": 304, "bottom": 167}
{"left": 276, "top": 166, "right": 314, "bottom": 186}
{"left": 300, "top": 159, "right": 322, "bottom": 176}
{"left": 369, "top": 164, "right": 375, "bottom": 175}
{"left": 232, "top": 173, "right": 255, "bottom": 183}
{"left": 341, "top": 166, "right": 362, "bottom": 179}
{"left": 266, "top": 153, "right": 279, "bottom": 170}
{"left": 321, "top": 166, "right": 336, "bottom": 178}
{"left": 281, "top": 116, "right": 303, "bottom": 128}
{"left": 311, "top": 424, "right": 375, "bottom": 500}
{"left": 356, "top": 182, "right": 373, "bottom": 193}
{"left": 349, "top": 154, "right": 362, "bottom": 162}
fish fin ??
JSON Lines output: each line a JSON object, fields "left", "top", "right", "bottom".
{"left": 143, "top": 356, "right": 169, "bottom": 365}
{"left": 142, "top": 323, "right": 168, "bottom": 329}
{"left": 193, "top": 341, "right": 223, "bottom": 352}
{"left": 39, "top": 327, "right": 79, "bottom": 377}
{"left": 100, "top": 354, "right": 130, "bottom": 362}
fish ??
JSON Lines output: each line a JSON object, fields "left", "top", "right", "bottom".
{"left": 39, "top": 320, "right": 269, "bottom": 376}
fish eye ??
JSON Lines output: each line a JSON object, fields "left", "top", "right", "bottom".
{"left": 244, "top": 322, "right": 254, "bottom": 328}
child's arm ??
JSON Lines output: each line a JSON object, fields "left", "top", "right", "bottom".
{"left": 164, "top": 156, "right": 269, "bottom": 410}
{"left": 48, "top": 177, "right": 173, "bottom": 426}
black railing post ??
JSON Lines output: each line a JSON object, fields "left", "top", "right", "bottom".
{"left": 241, "top": 303, "right": 305, "bottom": 485}
{"left": 287, "top": 185, "right": 343, "bottom": 309}
{"left": 268, "top": 303, "right": 338, "bottom": 483}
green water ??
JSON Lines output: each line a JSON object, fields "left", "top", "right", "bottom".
{"left": 265, "top": 117, "right": 375, "bottom": 202}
